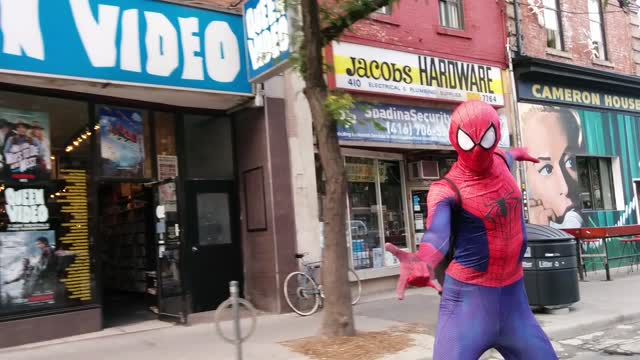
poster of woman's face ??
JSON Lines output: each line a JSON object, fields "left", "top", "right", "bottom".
{"left": 519, "top": 104, "right": 585, "bottom": 229}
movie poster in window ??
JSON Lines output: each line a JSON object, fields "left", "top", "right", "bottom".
{"left": 99, "top": 106, "right": 145, "bottom": 178}
{"left": 0, "top": 108, "right": 51, "bottom": 182}
{"left": 0, "top": 230, "right": 62, "bottom": 313}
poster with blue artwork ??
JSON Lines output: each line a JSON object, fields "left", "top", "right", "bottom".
{"left": 98, "top": 106, "right": 145, "bottom": 178}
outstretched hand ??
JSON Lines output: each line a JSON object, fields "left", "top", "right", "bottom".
{"left": 385, "top": 243, "right": 442, "bottom": 300}
{"left": 510, "top": 147, "right": 539, "bottom": 164}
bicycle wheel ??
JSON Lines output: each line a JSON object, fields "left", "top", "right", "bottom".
{"left": 283, "top": 271, "right": 320, "bottom": 316}
{"left": 348, "top": 268, "right": 362, "bottom": 305}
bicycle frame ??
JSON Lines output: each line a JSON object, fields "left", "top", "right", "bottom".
{"left": 300, "top": 260, "right": 322, "bottom": 294}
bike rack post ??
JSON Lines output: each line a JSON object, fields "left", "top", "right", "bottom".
{"left": 214, "top": 281, "right": 257, "bottom": 360}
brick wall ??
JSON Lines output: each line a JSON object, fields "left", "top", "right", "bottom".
{"left": 339, "top": 0, "right": 508, "bottom": 68}
{"left": 507, "top": 0, "right": 636, "bottom": 75}
{"left": 630, "top": 9, "right": 640, "bottom": 75}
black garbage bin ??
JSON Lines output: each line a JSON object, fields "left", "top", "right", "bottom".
{"left": 523, "top": 224, "right": 580, "bottom": 309}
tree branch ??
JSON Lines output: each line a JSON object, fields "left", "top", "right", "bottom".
{"left": 301, "top": 0, "right": 327, "bottom": 89}
{"left": 320, "top": 0, "right": 395, "bottom": 46}
{"left": 603, "top": 0, "right": 633, "bottom": 11}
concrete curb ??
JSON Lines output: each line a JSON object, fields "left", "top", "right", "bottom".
{"left": 544, "top": 310, "right": 640, "bottom": 341}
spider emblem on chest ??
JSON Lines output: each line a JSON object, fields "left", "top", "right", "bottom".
{"left": 482, "top": 186, "right": 522, "bottom": 226}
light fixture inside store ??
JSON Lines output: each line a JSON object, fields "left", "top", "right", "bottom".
{"left": 50, "top": 155, "right": 55, "bottom": 160}
{"left": 64, "top": 126, "right": 97, "bottom": 154}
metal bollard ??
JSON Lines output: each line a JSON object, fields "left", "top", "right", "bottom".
{"left": 231, "top": 281, "right": 242, "bottom": 360}
{"left": 214, "top": 281, "right": 257, "bottom": 360}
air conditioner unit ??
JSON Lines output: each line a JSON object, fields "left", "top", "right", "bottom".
{"left": 408, "top": 160, "right": 440, "bottom": 180}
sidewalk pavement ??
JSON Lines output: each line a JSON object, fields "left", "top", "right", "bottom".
{"left": 1, "top": 270, "right": 639, "bottom": 360}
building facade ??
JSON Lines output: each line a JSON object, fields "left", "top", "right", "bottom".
{"left": 287, "top": 0, "right": 515, "bottom": 294}
{"left": 507, "top": 0, "right": 640, "bottom": 261}
{"left": 0, "top": 0, "right": 296, "bottom": 347}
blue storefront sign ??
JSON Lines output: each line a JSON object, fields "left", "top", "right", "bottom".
{"left": 243, "top": 0, "right": 290, "bottom": 82}
{"left": 337, "top": 102, "right": 511, "bottom": 147}
{"left": 0, "top": 0, "right": 251, "bottom": 95}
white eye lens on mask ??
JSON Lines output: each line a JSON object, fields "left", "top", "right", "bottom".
{"left": 479, "top": 125, "right": 496, "bottom": 150}
{"left": 457, "top": 128, "right": 475, "bottom": 151}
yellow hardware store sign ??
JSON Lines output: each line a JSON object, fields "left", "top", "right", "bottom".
{"left": 331, "top": 42, "right": 504, "bottom": 106}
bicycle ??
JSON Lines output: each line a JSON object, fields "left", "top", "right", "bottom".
{"left": 283, "top": 253, "right": 362, "bottom": 316}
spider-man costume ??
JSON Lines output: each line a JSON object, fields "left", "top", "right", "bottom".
{"left": 386, "top": 101, "right": 557, "bottom": 359}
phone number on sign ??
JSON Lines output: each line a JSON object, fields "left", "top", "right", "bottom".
{"left": 384, "top": 120, "right": 447, "bottom": 139}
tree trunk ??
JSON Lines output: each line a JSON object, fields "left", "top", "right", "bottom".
{"left": 300, "top": 0, "right": 356, "bottom": 337}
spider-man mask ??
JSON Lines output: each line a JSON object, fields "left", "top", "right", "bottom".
{"left": 449, "top": 101, "right": 501, "bottom": 173}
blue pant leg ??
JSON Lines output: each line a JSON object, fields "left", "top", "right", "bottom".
{"left": 433, "top": 276, "right": 497, "bottom": 360}
{"left": 495, "top": 279, "right": 558, "bottom": 360}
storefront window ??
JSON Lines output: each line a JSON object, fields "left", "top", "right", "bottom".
{"left": 347, "top": 157, "right": 380, "bottom": 269}
{"left": 154, "top": 112, "right": 178, "bottom": 180}
{"left": 315, "top": 154, "right": 409, "bottom": 270}
{"left": 438, "top": 157, "right": 457, "bottom": 177}
{"left": 154, "top": 112, "right": 177, "bottom": 156}
{"left": 183, "top": 115, "right": 233, "bottom": 180}
{"left": 346, "top": 157, "right": 408, "bottom": 270}
{"left": 379, "top": 161, "right": 407, "bottom": 251}
{"left": 577, "top": 156, "right": 616, "bottom": 211}
{"left": 0, "top": 91, "right": 96, "bottom": 318}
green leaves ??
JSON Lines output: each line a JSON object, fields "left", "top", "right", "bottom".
{"left": 602, "top": 0, "right": 632, "bottom": 9}
{"left": 324, "top": 92, "right": 356, "bottom": 125}
{"left": 289, "top": 0, "right": 394, "bottom": 129}
{"left": 324, "top": 94, "right": 387, "bottom": 131}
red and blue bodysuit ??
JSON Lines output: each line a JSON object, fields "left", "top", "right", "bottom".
{"left": 386, "top": 101, "right": 557, "bottom": 359}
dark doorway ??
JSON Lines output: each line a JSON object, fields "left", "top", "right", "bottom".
{"left": 183, "top": 180, "right": 243, "bottom": 313}
{"left": 98, "top": 182, "right": 157, "bottom": 327}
